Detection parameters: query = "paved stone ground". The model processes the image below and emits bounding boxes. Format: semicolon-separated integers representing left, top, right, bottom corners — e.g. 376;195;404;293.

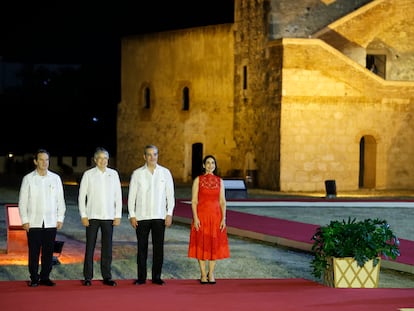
1;184;414;288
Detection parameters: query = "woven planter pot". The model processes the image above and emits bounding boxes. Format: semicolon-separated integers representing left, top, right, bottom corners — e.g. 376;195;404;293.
323;257;381;288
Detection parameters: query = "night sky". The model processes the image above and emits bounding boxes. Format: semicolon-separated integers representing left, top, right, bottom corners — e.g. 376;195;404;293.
0;1;234;156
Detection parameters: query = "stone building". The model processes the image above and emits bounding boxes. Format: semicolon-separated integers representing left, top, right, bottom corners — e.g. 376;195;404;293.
117;0;414;192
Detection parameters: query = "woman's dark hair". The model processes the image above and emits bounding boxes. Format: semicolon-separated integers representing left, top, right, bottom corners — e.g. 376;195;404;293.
202;154;218;175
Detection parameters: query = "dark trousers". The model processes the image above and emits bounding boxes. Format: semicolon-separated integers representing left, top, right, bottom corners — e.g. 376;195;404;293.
136;219;165;281
83;219;114;280
27;227;57;282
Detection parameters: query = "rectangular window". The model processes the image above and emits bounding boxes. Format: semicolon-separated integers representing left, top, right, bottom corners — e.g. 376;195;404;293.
243;66;247;90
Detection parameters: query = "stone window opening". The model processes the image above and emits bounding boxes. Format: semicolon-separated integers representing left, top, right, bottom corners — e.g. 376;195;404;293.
366;54;386;79
243;65;248;90
144;87;151;109
182;86;190;111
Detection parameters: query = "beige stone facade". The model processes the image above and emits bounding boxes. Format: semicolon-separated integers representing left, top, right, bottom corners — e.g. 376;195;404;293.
118;25;236;183
118;0;414;192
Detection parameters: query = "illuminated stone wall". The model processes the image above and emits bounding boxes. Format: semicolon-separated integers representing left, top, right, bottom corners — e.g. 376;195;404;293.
279;39;414;191
118;25;236;183
118;0;414;192
232;0;414;191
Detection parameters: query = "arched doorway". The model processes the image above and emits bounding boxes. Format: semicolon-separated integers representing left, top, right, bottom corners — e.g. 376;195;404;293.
192;143;203;180
359;135;376;189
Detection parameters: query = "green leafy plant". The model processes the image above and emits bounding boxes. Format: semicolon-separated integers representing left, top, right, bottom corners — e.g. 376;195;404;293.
310;217;400;279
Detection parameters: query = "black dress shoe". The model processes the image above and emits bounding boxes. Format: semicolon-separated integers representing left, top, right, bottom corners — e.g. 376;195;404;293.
39;279;56;286
28;281;39;287
83;280;92;286
207;274;216;284
103;279;117;286
199;276;208;284
134;279;146;285
151;279;165;285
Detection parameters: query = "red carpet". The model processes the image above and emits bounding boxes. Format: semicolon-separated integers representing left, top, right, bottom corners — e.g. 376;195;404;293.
0;279;413;311
2;198;413;310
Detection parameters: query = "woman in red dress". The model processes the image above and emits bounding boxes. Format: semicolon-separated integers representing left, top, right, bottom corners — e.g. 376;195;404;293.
188;155;230;284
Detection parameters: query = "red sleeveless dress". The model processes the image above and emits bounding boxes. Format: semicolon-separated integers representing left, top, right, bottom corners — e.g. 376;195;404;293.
188;174;230;260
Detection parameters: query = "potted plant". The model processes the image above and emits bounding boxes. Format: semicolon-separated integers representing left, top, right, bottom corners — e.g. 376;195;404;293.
310;217;400;288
